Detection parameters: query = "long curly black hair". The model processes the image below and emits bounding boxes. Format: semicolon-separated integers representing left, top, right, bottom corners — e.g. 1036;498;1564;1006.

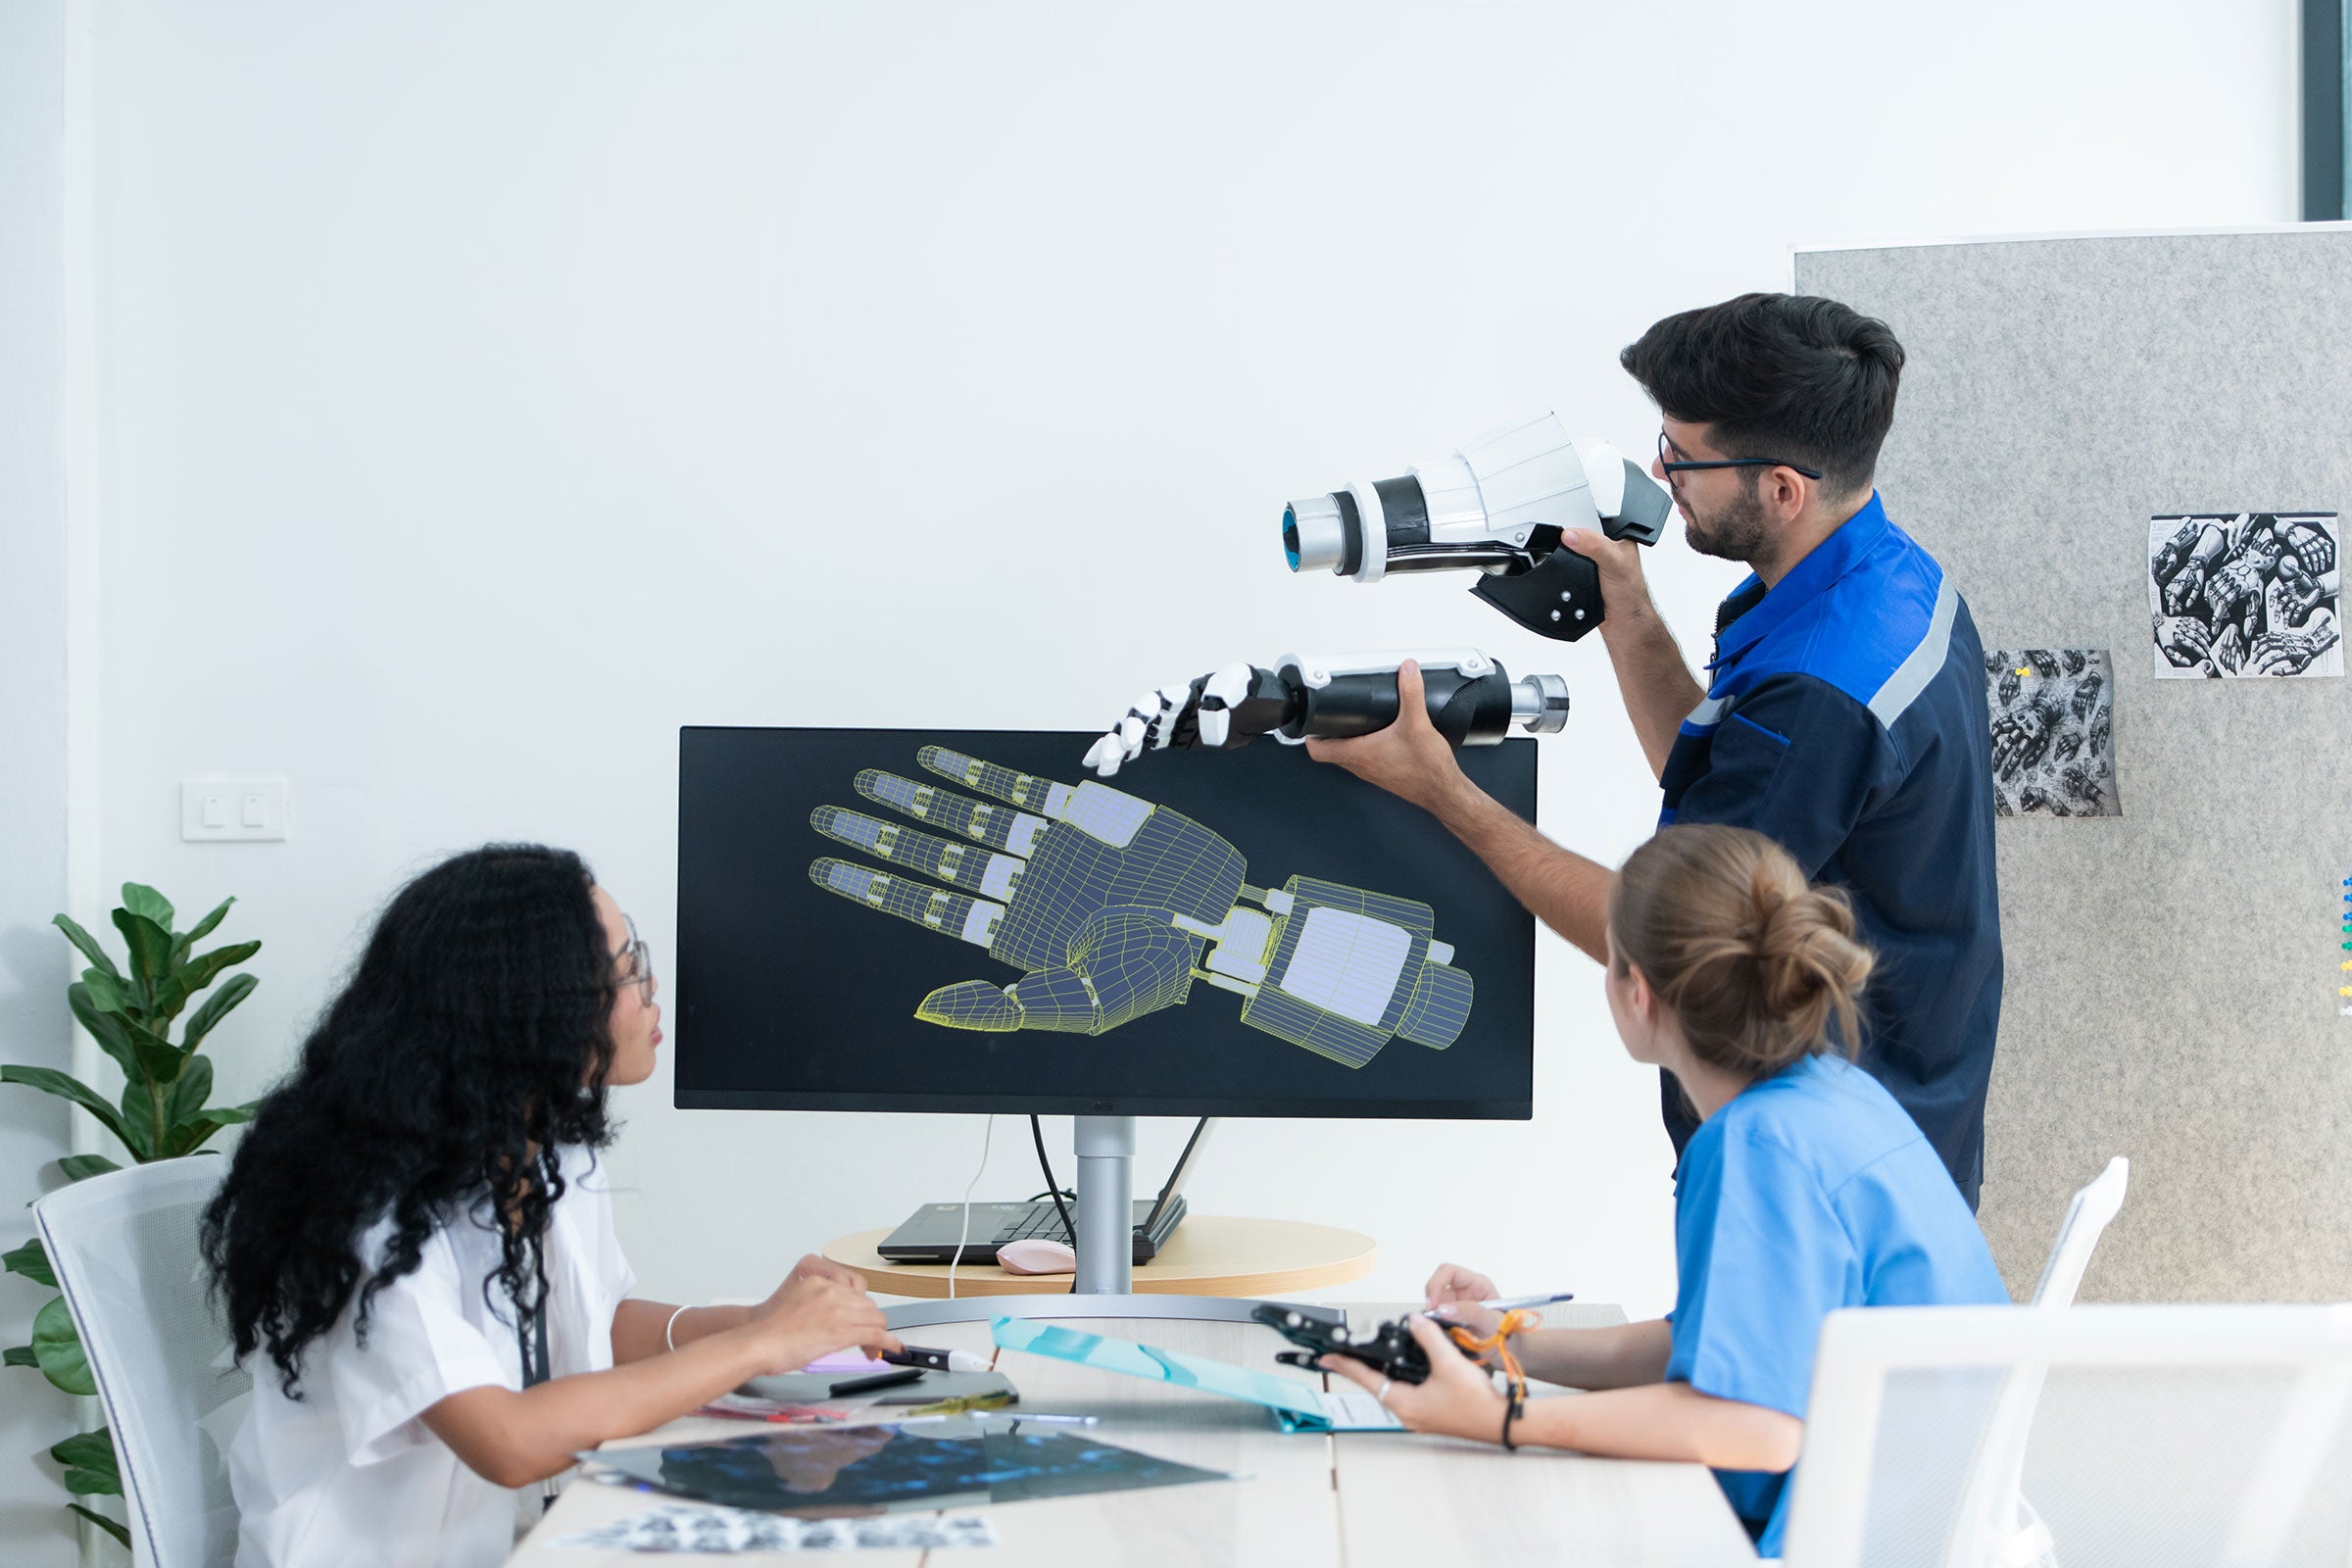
202;843;619;1396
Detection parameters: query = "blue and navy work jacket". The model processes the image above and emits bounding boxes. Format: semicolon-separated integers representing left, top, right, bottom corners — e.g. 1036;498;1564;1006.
1656;493;2002;1206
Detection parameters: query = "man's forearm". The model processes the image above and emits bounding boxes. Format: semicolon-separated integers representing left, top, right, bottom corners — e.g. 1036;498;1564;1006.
1597;598;1706;781
1427;779;1613;964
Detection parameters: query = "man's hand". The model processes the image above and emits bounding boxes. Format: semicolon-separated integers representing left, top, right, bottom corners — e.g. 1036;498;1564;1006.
1304;662;1472;816
745;1256;901;1370
1321;1315;1507;1444
1558;527;1656;630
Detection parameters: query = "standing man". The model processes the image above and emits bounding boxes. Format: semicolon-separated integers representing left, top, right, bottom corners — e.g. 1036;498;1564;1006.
1311;293;2001;1207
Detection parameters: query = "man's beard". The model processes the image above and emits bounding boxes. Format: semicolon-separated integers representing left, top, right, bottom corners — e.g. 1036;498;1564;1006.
1682;481;1771;565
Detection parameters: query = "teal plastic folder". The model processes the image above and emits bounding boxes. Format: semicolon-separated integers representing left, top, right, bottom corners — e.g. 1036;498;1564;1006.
991;1317;1404;1434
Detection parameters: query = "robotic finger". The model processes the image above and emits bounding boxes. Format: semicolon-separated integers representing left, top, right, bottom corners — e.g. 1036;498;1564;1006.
1085;650;1568;777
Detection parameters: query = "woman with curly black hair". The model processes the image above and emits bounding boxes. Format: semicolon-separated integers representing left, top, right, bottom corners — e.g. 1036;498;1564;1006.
206;844;899;1568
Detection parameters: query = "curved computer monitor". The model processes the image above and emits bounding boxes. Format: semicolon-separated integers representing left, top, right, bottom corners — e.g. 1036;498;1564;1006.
676;727;1536;1119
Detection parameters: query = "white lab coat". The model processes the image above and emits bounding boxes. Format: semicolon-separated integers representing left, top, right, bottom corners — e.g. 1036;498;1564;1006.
227;1146;636;1568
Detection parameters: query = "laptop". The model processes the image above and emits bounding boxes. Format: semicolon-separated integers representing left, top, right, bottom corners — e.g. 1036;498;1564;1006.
878;1119;1213;1266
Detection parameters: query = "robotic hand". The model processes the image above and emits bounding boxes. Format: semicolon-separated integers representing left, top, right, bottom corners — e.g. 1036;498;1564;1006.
809;745;1474;1067
1081;649;1568;778
1281;412;1674;641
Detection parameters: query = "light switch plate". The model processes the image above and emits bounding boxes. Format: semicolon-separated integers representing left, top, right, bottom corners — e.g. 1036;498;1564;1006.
181;776;288;842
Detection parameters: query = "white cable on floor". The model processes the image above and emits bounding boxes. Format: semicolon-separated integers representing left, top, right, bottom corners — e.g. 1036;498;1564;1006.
946;1113;995;1301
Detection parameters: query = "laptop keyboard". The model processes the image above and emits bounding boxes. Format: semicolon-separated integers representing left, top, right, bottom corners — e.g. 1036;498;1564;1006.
993;1206;1074;1244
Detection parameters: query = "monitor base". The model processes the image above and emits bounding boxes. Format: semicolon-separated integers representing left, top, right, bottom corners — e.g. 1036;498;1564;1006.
883;1293;1345;1331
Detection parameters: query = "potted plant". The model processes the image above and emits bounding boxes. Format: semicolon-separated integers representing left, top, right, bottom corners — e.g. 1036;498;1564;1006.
2;884;263;1549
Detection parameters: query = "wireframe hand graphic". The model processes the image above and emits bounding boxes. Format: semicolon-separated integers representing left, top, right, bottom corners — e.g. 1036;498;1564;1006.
808;747;1475;1063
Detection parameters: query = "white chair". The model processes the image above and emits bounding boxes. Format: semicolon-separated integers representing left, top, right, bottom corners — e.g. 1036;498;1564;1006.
1780;1302;2352;1568
1934;1156;2130;1568
33;1158;247;1568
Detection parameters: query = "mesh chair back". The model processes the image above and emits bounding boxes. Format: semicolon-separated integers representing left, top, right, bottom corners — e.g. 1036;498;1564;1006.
34;1159;248;1568
1784;1303;2352;1568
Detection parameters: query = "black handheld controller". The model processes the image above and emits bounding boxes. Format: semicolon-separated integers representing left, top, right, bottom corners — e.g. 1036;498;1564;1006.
1251;1303;1474;1385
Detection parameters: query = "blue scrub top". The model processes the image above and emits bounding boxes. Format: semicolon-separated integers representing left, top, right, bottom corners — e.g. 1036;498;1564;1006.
1667;1051;2009;1555
1656;494;2004;1208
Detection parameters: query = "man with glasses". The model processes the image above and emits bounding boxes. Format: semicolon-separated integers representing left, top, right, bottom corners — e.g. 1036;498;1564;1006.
1311;292;2001;1208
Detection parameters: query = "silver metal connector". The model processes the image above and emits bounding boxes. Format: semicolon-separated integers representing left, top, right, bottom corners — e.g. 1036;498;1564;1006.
1510;673;1571;734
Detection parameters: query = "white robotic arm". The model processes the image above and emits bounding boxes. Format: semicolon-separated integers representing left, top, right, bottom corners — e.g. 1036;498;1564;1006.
1083;649;1569;777
1282;411;1672;640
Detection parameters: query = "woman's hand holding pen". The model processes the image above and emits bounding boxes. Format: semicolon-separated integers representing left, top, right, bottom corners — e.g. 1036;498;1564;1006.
744;1254;901;1372
1421;1262;1542;1362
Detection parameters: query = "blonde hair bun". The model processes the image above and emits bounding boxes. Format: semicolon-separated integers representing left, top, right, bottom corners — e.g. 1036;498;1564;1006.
1610;824;1875;1076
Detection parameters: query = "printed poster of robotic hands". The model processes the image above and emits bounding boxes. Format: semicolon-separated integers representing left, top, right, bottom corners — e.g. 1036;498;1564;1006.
2148;512;2341;678
676;728;1538;1119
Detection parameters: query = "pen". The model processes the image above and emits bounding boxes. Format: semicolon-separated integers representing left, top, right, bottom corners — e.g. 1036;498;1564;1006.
1002;1413;1100;1426
881;1345;995;1375
1475;1291;1577;1311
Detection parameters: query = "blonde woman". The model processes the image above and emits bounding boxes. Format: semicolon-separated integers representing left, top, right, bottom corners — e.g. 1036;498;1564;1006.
1322;823;2006;1557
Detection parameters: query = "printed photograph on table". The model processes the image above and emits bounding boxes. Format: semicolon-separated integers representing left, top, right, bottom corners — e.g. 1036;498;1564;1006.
2147;513;2341;678
1983;649;2122;818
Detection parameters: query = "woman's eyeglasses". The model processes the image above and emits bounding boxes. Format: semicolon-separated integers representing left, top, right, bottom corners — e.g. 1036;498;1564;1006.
1657;429;1823;483
615;916;656;1004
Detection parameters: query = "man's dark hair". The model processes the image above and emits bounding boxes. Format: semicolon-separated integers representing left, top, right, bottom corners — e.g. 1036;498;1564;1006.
1619;293;1904;497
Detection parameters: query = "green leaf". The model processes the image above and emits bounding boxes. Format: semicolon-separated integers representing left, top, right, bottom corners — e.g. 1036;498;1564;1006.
170;1103;256;1155
66;984;141;1084
172;896;235;966
120;883;173;931
180;972;257;1054
166;1054;214;1139
77;967;133;1018
3;1345;35;1369
56;1154;121;1184
3;1239;55;1288
51;914;120;982
122;1017;184;1088
119;1077;161;1162
68;1503;130;1548
0;1067;145;1159
54;1430;121;1497
111;908;174;992
31;1297;93;1396
172;940;262;1001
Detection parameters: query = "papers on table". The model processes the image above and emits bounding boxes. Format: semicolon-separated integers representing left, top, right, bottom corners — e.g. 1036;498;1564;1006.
556;1501;997;1552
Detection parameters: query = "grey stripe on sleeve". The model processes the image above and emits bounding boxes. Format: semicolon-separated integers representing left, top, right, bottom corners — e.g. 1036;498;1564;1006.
1867;578;1960;727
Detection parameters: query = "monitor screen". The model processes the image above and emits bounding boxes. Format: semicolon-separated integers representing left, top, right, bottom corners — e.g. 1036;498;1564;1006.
676;727;1536;1118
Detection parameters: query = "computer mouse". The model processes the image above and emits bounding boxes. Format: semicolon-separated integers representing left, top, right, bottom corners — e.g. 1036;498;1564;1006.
995;1239;1077;1275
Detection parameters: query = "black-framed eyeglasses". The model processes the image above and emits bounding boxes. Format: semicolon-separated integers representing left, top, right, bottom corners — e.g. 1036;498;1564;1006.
614;915;656;1004
1658;429;1822;483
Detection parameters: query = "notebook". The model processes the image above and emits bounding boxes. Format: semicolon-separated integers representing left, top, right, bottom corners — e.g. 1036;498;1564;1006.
991;1317;1405;1434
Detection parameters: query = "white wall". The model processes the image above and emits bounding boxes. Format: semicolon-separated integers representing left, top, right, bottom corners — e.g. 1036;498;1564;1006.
71;0;2296;1326
1;4;84;1561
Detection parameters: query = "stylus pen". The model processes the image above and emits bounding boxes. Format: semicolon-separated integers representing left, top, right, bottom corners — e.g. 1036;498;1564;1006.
1471;1292;1577;1312
1004;1413;1099;1426
880;1345;995;1375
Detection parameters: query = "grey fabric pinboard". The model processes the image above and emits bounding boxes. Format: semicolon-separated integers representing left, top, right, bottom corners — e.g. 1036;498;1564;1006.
1795;231;2352;1303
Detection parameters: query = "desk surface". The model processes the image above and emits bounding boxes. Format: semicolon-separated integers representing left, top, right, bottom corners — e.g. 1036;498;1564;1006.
510;1304;1757;1568
822;1214;1378;1298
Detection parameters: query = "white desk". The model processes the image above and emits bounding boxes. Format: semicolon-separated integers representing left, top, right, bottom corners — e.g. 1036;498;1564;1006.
509;1304;1757;1567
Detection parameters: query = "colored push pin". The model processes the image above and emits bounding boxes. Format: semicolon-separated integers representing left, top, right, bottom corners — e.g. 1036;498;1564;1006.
2015;666;2031;677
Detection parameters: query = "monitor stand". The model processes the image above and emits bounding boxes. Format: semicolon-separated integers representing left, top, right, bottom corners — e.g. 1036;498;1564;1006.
882;1115;1344;1331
